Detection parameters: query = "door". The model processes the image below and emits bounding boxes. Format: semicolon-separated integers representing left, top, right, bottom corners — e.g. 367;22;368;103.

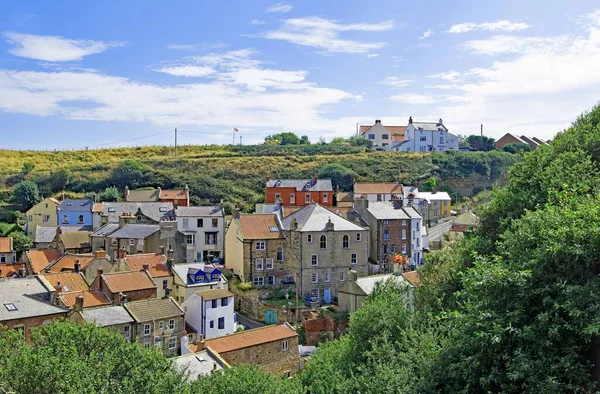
324;288;331;304
264;309;277;324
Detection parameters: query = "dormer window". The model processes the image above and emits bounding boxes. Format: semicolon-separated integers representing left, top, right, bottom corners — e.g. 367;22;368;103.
305;183;311;190
66;202;72;206
159;207;167;212
108;207;116;213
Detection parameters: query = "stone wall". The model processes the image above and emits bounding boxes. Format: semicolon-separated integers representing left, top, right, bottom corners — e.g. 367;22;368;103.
302;308;348;346
3;312;68;343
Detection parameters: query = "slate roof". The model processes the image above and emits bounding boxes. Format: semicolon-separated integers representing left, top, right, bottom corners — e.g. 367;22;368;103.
82;305;134;326
237;214;284;240
281;203;365;232
196;289;233;301
35;227;58;243
172;263;222;287
418;192;451;202
99;202;174;223
355;274;407;294
42;271;89;292
176;206;223;217
102;271;156;293
402;206;422;219
205;323;297;353
411;121;448;131
0;237;13;253
354;183;403;195
60;290;111;309
124;253;171;278
366;202;410;220
59;199;93;212
27;249;61;273
49;254;96;273
60;231;91;250
266;178;333;192
107;224;160;239
124;297;184;322
0;277;68;321
90;223;120;237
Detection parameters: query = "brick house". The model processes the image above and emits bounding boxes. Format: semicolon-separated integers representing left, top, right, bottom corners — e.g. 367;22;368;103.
265;176;333;208
124;296;185;356
205;323;299;376
91;269;157;303
46;250;114;285
281;203;369;303
120;251;173;299
225;213;292;287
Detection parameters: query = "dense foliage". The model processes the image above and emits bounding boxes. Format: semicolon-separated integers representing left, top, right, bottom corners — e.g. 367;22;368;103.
502;142;531;153
467;135;496;151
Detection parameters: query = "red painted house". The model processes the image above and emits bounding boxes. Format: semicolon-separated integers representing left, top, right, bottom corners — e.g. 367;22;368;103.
265;176;333;207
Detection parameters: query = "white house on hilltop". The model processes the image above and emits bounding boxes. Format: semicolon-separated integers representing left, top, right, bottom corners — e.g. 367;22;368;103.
359;120;407;150
393;117;459;152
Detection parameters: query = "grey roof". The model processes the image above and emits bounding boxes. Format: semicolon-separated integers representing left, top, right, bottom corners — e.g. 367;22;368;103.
172;263;222;287
81;305;134;327
418;192;451;202
101;202;174;223
107;224;160;239
124;297;184;322
175;206;223;217
127;189;159;202
35;226;57;243
0;277;68;322
61;225;93;233
401;205;422;219
367;202;410;220
59;199;93;212
90;223;120;237
411;122;448;131
355;274;408;294
173;351;223;380
281;203;366;232
266;178;333;192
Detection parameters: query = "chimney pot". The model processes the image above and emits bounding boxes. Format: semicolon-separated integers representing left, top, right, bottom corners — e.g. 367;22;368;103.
75;295;84;312
74;261;81;273
117;247;127;260
164;287;171;299
265;175;270;183
18;268;25;278
159;245;166;256
55;281;63;293
375;119;381;124
142;264;150;272
409;116;413;124
313;175;318;184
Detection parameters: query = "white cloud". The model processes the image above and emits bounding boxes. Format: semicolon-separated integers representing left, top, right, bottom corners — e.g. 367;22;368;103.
389;94;435;104
251;20;266;25
419;29;434;39
3;32;123;62
266;3;293;14
428;71;461;81
154;66;215;77
260;17;394;54
167;42;227;51
366;53;379;58
461;35;567;56
381;77;413;87
447;20;530;34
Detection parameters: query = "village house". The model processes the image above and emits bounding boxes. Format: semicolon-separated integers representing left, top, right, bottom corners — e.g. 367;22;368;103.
359;119;407;150
353;181;403;202
338;269;413;313
25;197;60;238
25;249;61;274
418;191;452;226
204;323;299;376
0;237;16;264
172;349;226;380
225;213;291;287
124;296;185;356
91;269;157;304
57;199;94;228
41;270;112;310
182;288;235;340
175;206;225;263
71;303;135;342
118;250;173;298
452;211;480;233
0;276;69;342
0;263;27;279
495;133;550;151
125;185;190;207
392;117;459;152
46;250;114;285
92;201;174;230
171;262;228;304
281;203;369;303
265;176;333;208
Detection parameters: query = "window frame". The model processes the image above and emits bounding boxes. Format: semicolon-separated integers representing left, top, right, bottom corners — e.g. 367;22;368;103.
342;234;349;249
169;319;175;330
351;253;357;265
311;273;318;283
255;241;266;250
319;235;327;249
311;254;318;267
143;324;151;336
255;258;264;271
218;317;225;330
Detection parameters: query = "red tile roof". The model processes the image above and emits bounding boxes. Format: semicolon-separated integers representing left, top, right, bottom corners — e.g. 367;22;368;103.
0;263;24;278
60;290;111;309
238;214;283;240
28;249;61;273
49;254;95;272
205;323;297;353
354;182;403;195
0;237;12;253
124;253;171;278
161;189;187;199
102;271;156;293
42;271;89;292
402;271;423;287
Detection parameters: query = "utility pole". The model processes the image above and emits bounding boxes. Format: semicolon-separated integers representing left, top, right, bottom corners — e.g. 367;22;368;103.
240;136;242;145
480;124;483;137
174;128;178;157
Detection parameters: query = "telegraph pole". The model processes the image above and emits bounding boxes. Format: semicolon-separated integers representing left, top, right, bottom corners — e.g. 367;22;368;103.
480;124;483;137
174;128;178;157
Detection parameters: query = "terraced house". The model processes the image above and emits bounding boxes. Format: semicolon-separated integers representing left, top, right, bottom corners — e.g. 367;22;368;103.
265;176;333;208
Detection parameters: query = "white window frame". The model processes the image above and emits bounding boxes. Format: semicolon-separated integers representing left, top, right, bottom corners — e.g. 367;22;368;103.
42;215;50;223
342;234;349;249
310;289;319;301
320;235;327;250
265;258;274;270
305;193;311;203
253;276;264;286
124;325;130;340
351;253;357;265
282;340;289;351
186;234;195;245
276;247;284;262
311;273;318;283
356;233;361;242
324;272;330;282
340;271;345;281
307;234;312;243
143;324;150;336
383;219;389;226
274;193;282;201
402;220;407;227
290;193;295;204
182;218;189;228
129;239;135;246
323;193;328;203
402;229;406;240
256;241;266;250
168;337;177;350
255;258;264;271
159;321;164;329
311;255;318;267
169;319;175;330
401;244;407;254
384;230;390;241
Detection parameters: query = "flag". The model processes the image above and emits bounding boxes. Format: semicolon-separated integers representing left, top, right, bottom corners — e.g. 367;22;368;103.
234;127;239;132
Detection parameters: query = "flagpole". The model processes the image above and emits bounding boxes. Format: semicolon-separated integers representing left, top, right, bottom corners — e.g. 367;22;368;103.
232;128;235;145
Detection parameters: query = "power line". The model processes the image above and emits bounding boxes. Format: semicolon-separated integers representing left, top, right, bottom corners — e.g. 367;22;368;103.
75;130;172;150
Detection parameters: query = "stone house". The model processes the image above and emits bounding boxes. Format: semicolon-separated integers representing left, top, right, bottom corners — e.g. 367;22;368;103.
171;263;228;304
91;269;157;304
92;201;174;230
392;117;459;152
182;289;235;340
204;323;299;377
46;250;114;285
338;270;412;313
25;249;61;274
26;197;60;238
124;297;185;356
418;191;452;225
0;237;16;264
353;181;403;203
125;186;190;207
265;176;333;208
281;203;369;303
175;206;225;263
71;303;135;342
119;251;173;298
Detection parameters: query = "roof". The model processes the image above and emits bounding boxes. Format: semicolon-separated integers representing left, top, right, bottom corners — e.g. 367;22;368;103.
35;227;58;243
205;323;297;353
90;223;120;237
496;133;526;144
237;214;284;240
27;249;61;273
173;351;223;380
42;271;89;292
60;231;91;250
195;289;233;301
411;121;448;131
176;206;223;217
102;271;156;293
0;264;25;279
418;192;451;202
402;271;423;287
107;224;160;239
354;182;403;195
128;189;187;202
59;199;93;212
0;277;68;321
454;211;480;226
266;178;333;192
366;202;409;220
49;254;96;273
98;202;174;223
356;274;407;294
81;305;134;326
124;297;184;322
402;205;422;219
0;237;13;253
359;124;407;141
281;203;366;232
171;263;223;287
60;290;111;309
124;253;171;278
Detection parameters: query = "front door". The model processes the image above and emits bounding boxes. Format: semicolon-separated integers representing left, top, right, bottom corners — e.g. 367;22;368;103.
324;288;331;304
264;309;277;324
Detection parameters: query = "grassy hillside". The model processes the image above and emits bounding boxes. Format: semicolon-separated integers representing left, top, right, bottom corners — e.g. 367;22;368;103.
0;144;519;214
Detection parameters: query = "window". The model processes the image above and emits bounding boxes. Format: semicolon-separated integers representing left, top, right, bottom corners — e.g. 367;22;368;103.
14;325;24;336
253;276;264;286
186;234;195;245
163;279;168;289
401;244;407;254
124;326;130;340
168;337;176;350
144;342;151;349
211;299;217;308
351;253;357;264
311;255;318;267
417;237;420;247
282;340;289;351
212;219;218;228
383;220;389;226
311;273;318;283
402;220;407;227
218;317;225;330
440;136;444;144
182;218;189;228
209;320;214;328
169;319;175;329
384;244;388;254
274;193;282;201
402;229;406;240
320;235;327;249
377;194;382;202
384;230;390;240
307;234;312;243
416;222;420;231
290;193;295;204
62;215;69;224
368;133;375;139
310;289;319;301
197;218;203;227
4;303;17;311
205;232;217;245
159;321;164;329
305;194;311;203
265;258;274;270
222;297;228;306
413;230;416;240
382;133;389;140
159;207;167;212
42;215;50;223
78;215;84;224
255;258;264;270
420;136;427;141
324;272;330;282
138;239;144;246
256;241;266;250
268;275;275;285
342;234;349;249
27;215;32;222
129;239;135;246
323;193;328;203
444;201;448;206
340;271;345;281
276;247;284;261
391;245;396;253
356;233;361;242
144;324;150;336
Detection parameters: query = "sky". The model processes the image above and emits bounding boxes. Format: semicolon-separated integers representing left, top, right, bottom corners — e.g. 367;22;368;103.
1;0;600;149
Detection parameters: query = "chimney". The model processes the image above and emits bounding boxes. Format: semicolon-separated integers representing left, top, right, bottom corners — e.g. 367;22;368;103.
348;270;358;282
163;287;171;299
290;218;298;231
167;248;174;263
232;208;240;220
55;281;63;294
409;116;413;124
196;340;206;352
159;245;165;256
116;292;124;305
313;175;318;185
61;192;65;201
438;118;443;125
265;175;270;183
142;264;150;272
75;295;84;312
18;268;25;278
375;119;381;124
157;187;162;199
57;226;63;235
185;184;189;202
394;262;403;275
124;185;129;201
95;268;103;290
120;294;127;306
353;197;369;211
94;249;107;259
74;261;81;273
325;218;334;232
117;247;127;260
336;184;340;193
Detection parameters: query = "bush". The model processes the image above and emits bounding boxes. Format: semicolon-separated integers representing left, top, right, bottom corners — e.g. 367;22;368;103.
237;282;255;291
11;181;40;211
503;142;531;154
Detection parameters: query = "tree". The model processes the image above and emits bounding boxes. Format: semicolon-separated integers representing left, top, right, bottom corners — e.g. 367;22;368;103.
347;135;373;149
318;163;357;192
48;168;73;192
467;135;496;151
101;186;121;202
110;160;153;189
11;180;40;211
502;142;531;154
264;133;300;145
190;365;294;394
8;231;31;256
421;177;436;191
21;162;35;175
330;137;346;145
457;134;470;148
299;135;310;145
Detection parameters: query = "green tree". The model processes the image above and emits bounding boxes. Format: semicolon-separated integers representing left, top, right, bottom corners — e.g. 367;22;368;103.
11;180;40;211
22;161;35;175
299;135;310;144
347;135;373;149
467;135;496;151
48;168;73;192
110;160;153;189
421;177;436;191
190;365;297;394
318;163;357;192
8;231;31;256
330;137;346;145
503;142;531;154
101;186;121;202
264;133;300;145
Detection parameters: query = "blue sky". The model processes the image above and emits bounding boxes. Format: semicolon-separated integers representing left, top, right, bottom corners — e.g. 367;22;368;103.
1;0;599;149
